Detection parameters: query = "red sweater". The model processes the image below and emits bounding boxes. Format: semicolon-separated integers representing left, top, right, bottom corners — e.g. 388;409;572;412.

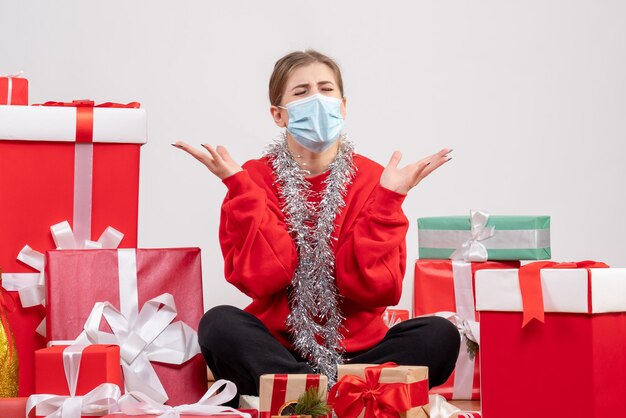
219;154;408;353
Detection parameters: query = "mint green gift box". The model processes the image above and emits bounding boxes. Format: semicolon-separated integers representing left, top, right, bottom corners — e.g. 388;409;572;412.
417;214;551;260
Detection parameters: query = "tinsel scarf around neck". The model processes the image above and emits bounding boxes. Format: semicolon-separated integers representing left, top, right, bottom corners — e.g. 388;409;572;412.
265;134;356;383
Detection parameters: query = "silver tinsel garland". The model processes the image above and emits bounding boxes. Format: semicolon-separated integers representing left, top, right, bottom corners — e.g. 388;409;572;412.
265;134;356;384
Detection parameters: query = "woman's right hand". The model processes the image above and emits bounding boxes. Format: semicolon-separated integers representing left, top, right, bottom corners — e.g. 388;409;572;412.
174;141;243;180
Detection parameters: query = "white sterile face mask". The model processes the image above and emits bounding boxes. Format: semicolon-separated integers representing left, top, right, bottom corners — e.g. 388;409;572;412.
280;93;344;153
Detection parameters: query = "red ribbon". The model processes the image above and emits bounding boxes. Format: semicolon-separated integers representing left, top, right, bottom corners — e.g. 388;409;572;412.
33;100;141;143
328;363;429;418
519;260;610;327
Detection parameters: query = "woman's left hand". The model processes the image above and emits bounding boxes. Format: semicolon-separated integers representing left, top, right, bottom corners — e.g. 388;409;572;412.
380;148;452;195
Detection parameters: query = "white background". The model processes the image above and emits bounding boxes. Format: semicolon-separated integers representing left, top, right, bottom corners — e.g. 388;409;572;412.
2;1;625;312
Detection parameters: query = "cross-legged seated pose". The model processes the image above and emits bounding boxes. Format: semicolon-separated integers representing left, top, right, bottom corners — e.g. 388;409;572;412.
175;50;460;402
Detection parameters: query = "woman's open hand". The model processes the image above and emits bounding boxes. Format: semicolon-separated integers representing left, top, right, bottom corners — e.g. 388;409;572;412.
380;148;452;195
174;141;243;180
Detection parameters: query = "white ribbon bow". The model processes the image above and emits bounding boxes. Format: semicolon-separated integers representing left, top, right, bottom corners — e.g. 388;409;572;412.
426;394;462;418
26;345;121;418
1;221;123;336
118;380;252;418
450;210;495;262
73;293;200;404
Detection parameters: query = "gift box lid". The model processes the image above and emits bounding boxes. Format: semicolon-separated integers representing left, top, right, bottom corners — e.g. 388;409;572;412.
0;104;146;143
475;267;626;314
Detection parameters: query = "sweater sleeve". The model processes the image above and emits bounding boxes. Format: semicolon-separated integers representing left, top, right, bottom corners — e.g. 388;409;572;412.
219;169;298;299
334;184;409;308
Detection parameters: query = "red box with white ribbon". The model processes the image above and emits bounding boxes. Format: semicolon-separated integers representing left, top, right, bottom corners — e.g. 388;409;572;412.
30;344;122;418
0;74;28;105
45;247;207;407
475;262;626;418
0;101;146;397
259;374;328;418
413;259;518;400
382;308;409;328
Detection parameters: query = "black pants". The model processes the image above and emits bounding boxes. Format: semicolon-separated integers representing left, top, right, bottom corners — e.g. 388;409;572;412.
198;305;460;401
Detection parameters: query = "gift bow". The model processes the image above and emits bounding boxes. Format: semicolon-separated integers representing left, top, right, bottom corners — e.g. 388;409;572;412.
117;379;252;418
26;345;121;418
73;293;200;404
450;210;495;262
328;363;429;418
519;260;610;327
1;221;123;336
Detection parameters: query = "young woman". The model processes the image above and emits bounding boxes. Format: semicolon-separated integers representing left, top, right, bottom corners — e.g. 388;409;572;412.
175;50;460;399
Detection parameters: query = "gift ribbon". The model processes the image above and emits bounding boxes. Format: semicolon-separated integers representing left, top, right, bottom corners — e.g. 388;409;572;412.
71;249;201;403
328;363;428;418
26;345;121;418
449;210;495;262
1;71;24;105
1;223;123;336
117;379;252;418
519;260;610;327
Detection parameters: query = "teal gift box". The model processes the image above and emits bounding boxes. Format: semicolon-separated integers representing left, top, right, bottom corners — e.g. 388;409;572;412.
417;212;551;261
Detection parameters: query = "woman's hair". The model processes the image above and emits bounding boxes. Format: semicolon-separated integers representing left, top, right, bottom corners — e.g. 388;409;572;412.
269;49;344;106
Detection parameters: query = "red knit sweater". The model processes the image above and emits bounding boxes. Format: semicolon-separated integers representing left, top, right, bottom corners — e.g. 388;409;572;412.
219;154;408;353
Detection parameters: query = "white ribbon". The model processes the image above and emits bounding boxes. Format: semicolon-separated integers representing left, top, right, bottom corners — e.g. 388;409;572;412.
2;71;24;105
436;261;481;399
72;285;200;403
426;394;461;418
450;210;495;262
0;222;123;336
382;310;403;328
26;345;121;418
117;380;251;418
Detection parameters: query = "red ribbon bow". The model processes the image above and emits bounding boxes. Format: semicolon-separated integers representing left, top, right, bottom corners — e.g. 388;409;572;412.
328;363;429;418
519;260;610;327
34;100;141;143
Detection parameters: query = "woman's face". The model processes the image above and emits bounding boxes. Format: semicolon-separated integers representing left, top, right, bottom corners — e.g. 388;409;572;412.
271;62;347;128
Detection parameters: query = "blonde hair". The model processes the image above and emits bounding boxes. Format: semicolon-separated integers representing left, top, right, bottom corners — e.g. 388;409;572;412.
269;49;344;106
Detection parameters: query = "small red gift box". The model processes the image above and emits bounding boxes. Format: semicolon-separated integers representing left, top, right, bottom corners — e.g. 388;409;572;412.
33;344;122;418
45;247;206;406
475;262;626;418
413;259;518;400
0;75;28;105
259;374;328;418
0;101;145;396
35;345;122;394
382;308;409;328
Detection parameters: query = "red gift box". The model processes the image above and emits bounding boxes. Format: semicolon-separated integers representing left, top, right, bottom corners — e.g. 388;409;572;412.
32;344;122;418
382;308;409;328
0;101;146;397
0;75;28;105
45;247;206;406
475;263;626;418
413;259;518;400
